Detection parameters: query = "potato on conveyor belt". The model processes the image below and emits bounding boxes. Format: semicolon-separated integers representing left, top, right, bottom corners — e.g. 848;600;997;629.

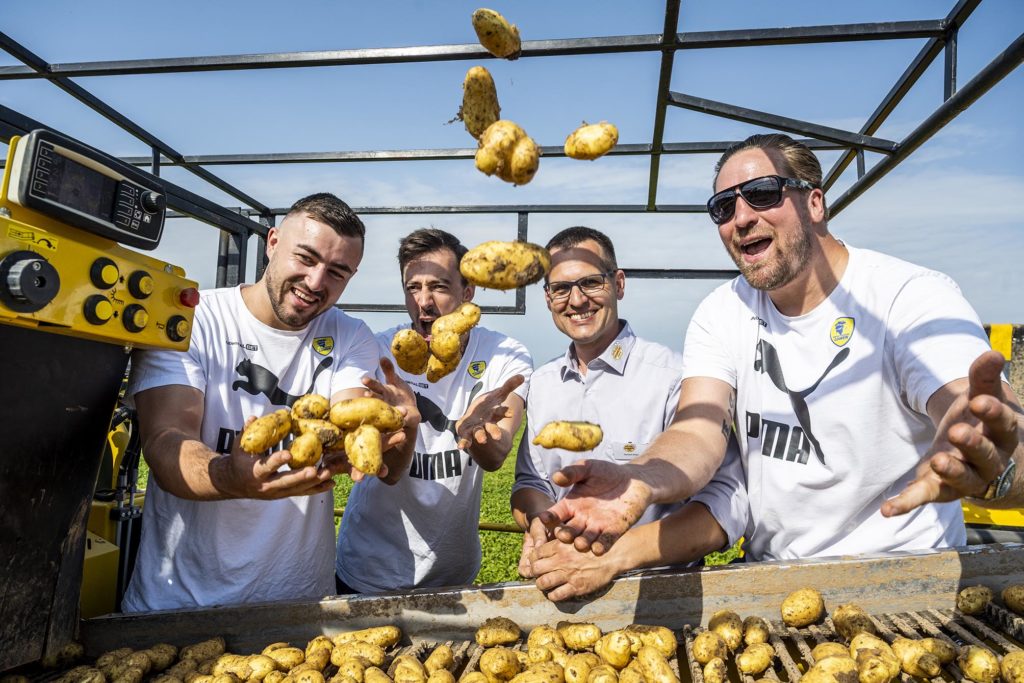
564;122;619;161
471;8;521;60
801;655;857;683
691;631;728;665
742;616;770;646
480;647;522;682
832;603;876;640
460;240;551;291
476;616;522;647
958;645;1001;683
594;631;631;669
622;625;676;658
708;609;743;651
736;642;775;675
474;120;540;186
424;644;454;674
329;397;404;432
1002;650;1024;683
810;642;848;663
533;421;603;452
703;658;727;683
891;637;941;678
460;66;501;140
240;409;292;454
780;587;824;627
392;328;430;375
636;646;679;683
957;585;993;615
557;622;602;651
1003;583;1024;614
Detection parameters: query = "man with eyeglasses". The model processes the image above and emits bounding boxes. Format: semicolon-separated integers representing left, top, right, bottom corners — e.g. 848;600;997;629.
531;134;1022;574
512;226;746;600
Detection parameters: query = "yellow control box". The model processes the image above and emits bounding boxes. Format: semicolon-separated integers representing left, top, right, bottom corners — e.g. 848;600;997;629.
81;531;120;618
87;494;146;545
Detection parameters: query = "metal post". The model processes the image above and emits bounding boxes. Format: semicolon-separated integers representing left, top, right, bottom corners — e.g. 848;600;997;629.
255;215;273;282
515;213;529;314
944;27;958;100
216;228;248;288
150;146;160;177
856;149;865;178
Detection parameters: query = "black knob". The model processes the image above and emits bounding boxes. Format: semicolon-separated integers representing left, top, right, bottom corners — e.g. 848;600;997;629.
83;295;114;325
90;257;120;289
140;191;162;214
123;304;149;333
166;315;190;342
0;251;60;313
127;270;153;299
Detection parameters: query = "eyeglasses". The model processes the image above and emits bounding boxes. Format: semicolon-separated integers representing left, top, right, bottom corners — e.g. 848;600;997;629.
543;271;615;301
706;175;817;225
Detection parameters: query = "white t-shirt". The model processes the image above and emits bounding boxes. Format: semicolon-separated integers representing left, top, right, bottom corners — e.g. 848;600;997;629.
123;286;380;611
682;245;991;561
336;324;532;592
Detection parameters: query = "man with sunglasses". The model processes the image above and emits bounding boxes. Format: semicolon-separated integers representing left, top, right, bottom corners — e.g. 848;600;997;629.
512;226;746;600
534;134;1022;571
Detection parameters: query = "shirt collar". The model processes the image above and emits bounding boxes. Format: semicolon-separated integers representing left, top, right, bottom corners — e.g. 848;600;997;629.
558;321;637;380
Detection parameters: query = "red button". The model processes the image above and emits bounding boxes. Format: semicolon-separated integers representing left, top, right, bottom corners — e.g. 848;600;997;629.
178;288;200;308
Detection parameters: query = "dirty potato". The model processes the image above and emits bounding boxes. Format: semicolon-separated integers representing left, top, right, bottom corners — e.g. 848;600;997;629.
344;424;383;477
480;647;523;683
241;411;291;454
431;302;482;337
146;644;179;672
890;638;941;678
424;645;454;673
564;123;619;161
461;66;501;139
364;669;393;683
558;622;603;651
623;625;676;658
42;642;86;669
392;329;430;375
292;394;330;420
265;648;305;670
584;665;617;683
289;431;324;469
471;8;521;59
703;658;727;683
426;353;461;383
564;654;601;683
460;240;551;290
849;633;897;663
854;650;899;683
477;617;522;647
919;638;956;665
294;418;342;449
329;397;404;432
811;643;849;663
617;662;643;683
1001;650;1024;683
393;655;427;683
181;638;226;663
708;610;743;652
742;617;770;647
294;672;327;683
533;422;603;452
528;626;566;651
736;643;775;676
428;672;456;683
1003;584;1024;614
801;656;857;683
306;635;335;658
833;604;876;641
474;121;541;186
780;587;825;627
331;642;386;668
691;631;728;665
595;631;632;670
957;585;994;615
958;645;1000;683
636;647;679;683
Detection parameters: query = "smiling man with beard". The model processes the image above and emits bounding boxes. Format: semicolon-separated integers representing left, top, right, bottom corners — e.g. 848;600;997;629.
531;134;1023;574
123;193;418;612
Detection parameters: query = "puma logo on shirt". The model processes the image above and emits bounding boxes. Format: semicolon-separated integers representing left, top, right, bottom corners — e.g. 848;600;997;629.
231;356;334;405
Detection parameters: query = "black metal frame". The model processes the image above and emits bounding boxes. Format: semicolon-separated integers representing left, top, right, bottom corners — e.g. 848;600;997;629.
1;0;1021;312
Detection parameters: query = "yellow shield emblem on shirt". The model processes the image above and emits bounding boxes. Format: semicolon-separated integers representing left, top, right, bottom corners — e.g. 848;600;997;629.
830;317;855;347
312;336;335;356
468;360;487;378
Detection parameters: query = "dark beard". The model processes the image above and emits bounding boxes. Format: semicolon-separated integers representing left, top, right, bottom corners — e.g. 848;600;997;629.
734;225;813;291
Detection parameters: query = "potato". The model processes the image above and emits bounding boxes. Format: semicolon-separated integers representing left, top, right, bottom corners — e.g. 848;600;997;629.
392;328;430;375
801;656;857;683
956;585;993;615
294;418;342;448
97;647;134;669
852;650;899;683
331;642;386;668
958;645;1000;683
1003;584;1024;614
292;394;329;420
266;648;305;671
168;660;200;679
708;610;743;651
431;332;462;364
289;431;323;469
111;667;146;683
270;675;292;683
833;604;876;641
691;631;728;665
780;587;825;627
294;672;327;683
462;675;488;683
890;638;941;678
742;616;770;647
564;123;619;161
426;352;461;383
342;424;383;476
56;667;105;683
736;643;775;675
423;644;454;673
306;635;335;657
432;302;481;336
584;665;617;683
42;641;85;669
1001;650;1024;683
329;397;403;431
849;633;894;660
919;638;955;665
513;664;563;683
480;647;523;683
393;655;427;683
564;654;601;683
623;625;676;658
533;422;603;452
595;631;632;670
241;411;292;454
148;644;179;672
617;662;644;683
477;616;522;647
336;659;366;683
529;626;566;651
428;672;456;683
248;656;282;681
460;66;501;139
471;8;521;60
364;669;394;683
636;646;678;683
461;240;551;290
332;625;402;649
475;121;541;186
558;622;603;651
703;658;727;683
813;643;850;663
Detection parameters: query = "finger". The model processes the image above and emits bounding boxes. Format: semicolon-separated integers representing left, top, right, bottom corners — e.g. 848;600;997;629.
968;350;1006;401
538;506;567;528
881;476;941;517
555;522;585;545
474;426;490;445
943;425;999;493
591;531;618;556
546;583;581;602
528;518;550;546
362;377;387;397
484;422;503;442
255;451;292;478
551;461;591;488
457;437;471;450
970;394;1020;453
535;568;567;593
495;374;525;400
350;468;366;483
379;356;397;380
573;524;602;554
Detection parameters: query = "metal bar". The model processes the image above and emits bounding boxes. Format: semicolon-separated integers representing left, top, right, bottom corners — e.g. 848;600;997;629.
0;31;271;215
0;103;261;238
666;92;899;153
821;0;981;191
830;30;1024;217
237;204;710;216
340;303;522;314
216;226;248;288
0;21;947;80
623;268;740;280
255;216;272;282
515;213;529;315
856;150;865;178
646;0;682;210
944;27;959;100
151;145;160;177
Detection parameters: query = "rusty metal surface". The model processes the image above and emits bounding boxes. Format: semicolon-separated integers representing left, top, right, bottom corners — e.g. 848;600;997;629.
79;544;1024;655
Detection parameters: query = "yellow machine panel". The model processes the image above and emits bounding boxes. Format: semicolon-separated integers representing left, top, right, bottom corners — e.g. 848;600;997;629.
81;532;120;619
0;137;198;351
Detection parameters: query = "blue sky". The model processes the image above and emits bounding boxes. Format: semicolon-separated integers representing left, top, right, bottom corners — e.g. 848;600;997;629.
2;1;1022;363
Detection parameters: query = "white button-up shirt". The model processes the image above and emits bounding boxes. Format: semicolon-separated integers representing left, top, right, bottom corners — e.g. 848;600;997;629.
514;321;747;543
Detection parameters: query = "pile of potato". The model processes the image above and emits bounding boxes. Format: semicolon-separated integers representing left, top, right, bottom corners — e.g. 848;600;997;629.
390;302;482;383
239;395;404;477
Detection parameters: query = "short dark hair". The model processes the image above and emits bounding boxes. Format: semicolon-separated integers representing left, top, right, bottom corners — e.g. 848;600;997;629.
714;133;828;216
545;226;618;271
397;228;469;282
286;193;366;242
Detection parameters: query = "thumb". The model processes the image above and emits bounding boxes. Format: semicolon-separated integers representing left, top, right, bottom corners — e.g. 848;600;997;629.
500;374;525;398
551;460;591;488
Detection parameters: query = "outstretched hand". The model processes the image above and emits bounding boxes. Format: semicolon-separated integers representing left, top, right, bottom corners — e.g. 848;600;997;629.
883;350;1021;516
455;374;524;450
542;459;653;555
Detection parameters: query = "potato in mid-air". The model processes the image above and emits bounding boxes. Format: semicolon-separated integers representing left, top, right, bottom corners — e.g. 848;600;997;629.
329;397;404;432
471;8;521;59
460;66;501;139
533;421;603;452
780;587;825;627
392;328;430;375
426;353;461;383
475;120;540;186
345;424;383;476
460;240;551;290
476;616;522;647
564;123;619;161
240;410;292;454
956;585;993;615
430;303;481;361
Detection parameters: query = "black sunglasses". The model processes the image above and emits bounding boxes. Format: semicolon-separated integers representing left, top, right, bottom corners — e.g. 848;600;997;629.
543;271;615;301
706;175;817;225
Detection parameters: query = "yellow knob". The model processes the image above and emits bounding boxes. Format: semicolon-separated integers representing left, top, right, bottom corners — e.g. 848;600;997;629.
101;264;119;286
90;258;120;289
173;317;190;338
128;270;154;298
123;304;149;333
95;299;113;321
84;295;114;324
132;308;148;328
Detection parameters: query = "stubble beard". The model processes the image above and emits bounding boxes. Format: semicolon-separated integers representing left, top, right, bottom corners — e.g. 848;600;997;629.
732;223;814;292
264;269;314;328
